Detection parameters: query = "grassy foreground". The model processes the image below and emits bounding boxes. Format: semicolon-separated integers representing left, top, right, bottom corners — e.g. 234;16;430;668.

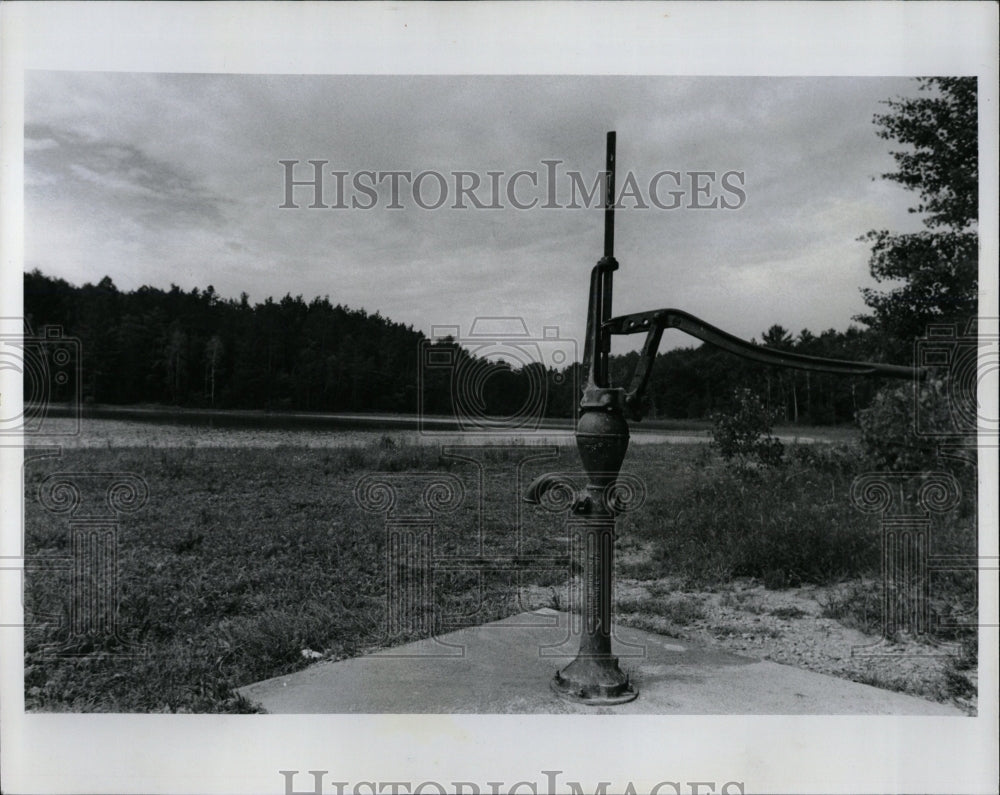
23;438;977;712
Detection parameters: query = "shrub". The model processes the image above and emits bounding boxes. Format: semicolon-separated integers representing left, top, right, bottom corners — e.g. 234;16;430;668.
711;388;784;467
856;377;974;472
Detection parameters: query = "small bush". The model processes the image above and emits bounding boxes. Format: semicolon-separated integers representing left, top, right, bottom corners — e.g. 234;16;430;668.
711;388;784;467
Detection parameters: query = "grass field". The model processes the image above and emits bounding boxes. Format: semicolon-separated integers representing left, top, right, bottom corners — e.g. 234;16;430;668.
22;432;977;712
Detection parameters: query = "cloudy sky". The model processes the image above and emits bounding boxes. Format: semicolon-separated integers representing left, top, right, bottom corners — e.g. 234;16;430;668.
25;73;926;355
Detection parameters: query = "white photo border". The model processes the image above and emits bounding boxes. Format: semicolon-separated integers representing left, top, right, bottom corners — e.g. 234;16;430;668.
1;3;997;794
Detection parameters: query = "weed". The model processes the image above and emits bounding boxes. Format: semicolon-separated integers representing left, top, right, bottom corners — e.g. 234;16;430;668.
787;443;862;476
719;590;766;614
769;605;808;620
818;580;885;636
644;579;680;598
942;667;976;701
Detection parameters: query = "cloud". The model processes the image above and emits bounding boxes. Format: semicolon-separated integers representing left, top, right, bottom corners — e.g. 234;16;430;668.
26;120;228;232
68;163;162;199
23;72;929;350
24;136;58;151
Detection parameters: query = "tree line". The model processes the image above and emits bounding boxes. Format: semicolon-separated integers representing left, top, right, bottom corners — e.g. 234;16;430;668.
24;268;894;424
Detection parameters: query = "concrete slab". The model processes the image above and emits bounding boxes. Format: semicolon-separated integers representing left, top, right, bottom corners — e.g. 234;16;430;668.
237;609;963;715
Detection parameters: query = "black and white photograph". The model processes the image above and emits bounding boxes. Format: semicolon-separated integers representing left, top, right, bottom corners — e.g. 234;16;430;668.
1;4;997;794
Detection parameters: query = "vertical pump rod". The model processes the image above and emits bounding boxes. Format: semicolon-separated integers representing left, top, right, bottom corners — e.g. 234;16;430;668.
603;131;616;259
584;131;620;394
598;131;617;386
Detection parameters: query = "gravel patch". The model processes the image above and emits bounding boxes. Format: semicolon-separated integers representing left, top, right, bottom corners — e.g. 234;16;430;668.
617;577;977;715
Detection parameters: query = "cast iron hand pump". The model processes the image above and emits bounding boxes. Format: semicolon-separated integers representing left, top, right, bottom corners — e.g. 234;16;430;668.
525;132;923;705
